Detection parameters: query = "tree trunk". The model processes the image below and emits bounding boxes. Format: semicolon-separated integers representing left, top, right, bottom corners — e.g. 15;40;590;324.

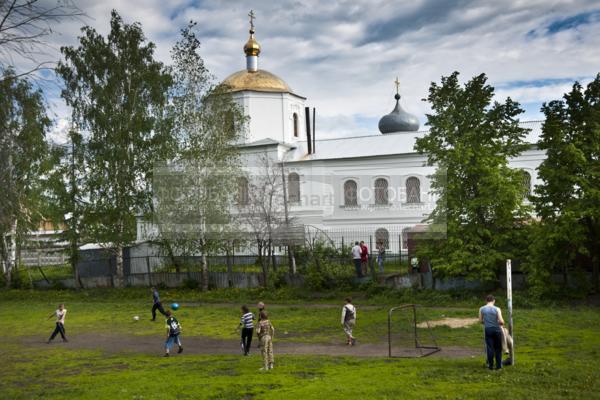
288;246;296;275
201;248;208;292
261;245;269;287
70;236;82;289
592;254;599;293
226;243;233;288
115;244;124;288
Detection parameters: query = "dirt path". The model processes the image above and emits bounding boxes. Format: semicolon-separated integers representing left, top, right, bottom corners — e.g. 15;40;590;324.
23;333;479;358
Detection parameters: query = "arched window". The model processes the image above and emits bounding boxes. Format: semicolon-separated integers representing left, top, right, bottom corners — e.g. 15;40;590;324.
406;177;420;203
343;180;358;206
288;173;300;203
374;178;388;205
402;227;411;250
293;113;299;137
237;177;249;205
375;228;389;249
521;170;532;198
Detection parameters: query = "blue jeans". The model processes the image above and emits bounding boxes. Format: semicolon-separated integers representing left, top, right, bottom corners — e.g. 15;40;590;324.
485;327;503;369
377;255;384;273
353;259;362;277
165;334;181;350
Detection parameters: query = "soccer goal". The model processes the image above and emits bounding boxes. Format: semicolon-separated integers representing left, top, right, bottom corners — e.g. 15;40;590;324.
388;304;441;358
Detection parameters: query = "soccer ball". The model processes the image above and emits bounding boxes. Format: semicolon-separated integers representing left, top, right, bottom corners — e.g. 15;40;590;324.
133;316;140;321
171;303;180;311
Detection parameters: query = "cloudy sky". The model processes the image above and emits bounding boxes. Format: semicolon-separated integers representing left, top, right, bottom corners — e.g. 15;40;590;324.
11;0;600;141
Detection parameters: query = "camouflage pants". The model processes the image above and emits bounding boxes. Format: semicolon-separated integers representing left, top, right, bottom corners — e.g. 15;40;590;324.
260;335;274;366
343;319;355;338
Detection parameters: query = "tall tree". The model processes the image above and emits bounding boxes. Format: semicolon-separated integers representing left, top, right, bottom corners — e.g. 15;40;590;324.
46;127;86;287
56;10;174;287
415;72;530;281
0;0;84;79
0;66;52;285
529;74;600;293
153;21;246;291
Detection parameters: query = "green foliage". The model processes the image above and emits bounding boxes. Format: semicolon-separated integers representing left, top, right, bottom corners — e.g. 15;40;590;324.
528;74;600;295
0;67;54;282
415;72;530;281
56;11;175;285
181;278;200;290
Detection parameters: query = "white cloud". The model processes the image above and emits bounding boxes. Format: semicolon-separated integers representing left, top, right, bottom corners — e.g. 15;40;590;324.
6;0;600;138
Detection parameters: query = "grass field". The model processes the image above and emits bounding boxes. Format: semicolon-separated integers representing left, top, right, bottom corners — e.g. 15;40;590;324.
0;288;598;399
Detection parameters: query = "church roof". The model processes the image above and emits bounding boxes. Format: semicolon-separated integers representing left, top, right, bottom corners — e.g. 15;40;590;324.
222;69;292;94
287;120;543;162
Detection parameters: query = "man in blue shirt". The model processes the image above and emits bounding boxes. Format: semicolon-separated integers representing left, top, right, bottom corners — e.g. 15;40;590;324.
151;287;167;321
479;294;505;370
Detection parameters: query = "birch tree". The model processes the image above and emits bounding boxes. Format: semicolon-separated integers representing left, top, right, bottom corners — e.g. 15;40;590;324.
56;10;174;287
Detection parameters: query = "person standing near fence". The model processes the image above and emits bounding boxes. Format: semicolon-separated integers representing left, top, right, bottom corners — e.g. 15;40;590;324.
341;298;356;346
47;303;68;343
150;286;167;321
377;242;385;273
257;311;275;370
479;294;505;370
359;241;369;276
239;305;255;356
351;242;362;277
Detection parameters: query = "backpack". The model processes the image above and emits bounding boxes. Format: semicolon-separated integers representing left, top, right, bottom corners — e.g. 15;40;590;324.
344;306;355;322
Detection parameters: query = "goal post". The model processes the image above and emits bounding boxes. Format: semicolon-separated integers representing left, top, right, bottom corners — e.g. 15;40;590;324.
388;304;441;358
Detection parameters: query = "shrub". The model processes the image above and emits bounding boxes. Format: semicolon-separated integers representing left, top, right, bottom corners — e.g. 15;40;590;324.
182;278;199;289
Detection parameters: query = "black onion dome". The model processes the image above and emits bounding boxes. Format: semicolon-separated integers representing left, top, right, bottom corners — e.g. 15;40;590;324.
378;93;420;133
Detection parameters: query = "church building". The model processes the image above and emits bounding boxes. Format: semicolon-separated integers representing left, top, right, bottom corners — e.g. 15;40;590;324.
211;13;545;254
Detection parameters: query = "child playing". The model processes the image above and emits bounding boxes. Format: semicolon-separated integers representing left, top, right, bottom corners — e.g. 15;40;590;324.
239;305;255;356
256;311;275;371
341;297;356;346
47;303;68;343
164;310;183;357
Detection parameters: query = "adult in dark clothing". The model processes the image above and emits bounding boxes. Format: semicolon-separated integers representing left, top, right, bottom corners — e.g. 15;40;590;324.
151;287;167;321
479;294;505;370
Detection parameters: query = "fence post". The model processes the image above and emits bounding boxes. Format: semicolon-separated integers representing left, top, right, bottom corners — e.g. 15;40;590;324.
369;235;373;272
146;256;152;287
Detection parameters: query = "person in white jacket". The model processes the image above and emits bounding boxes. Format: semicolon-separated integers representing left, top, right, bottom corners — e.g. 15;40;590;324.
341;298;356;346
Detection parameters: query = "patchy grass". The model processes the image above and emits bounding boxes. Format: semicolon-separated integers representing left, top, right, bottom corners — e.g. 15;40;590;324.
0;290;599;399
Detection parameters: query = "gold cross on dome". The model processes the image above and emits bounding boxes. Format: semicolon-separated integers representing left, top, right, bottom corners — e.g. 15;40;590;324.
248;10;256;29
394;77;400;95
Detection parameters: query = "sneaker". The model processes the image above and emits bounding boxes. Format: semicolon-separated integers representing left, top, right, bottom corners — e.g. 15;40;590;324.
63;339;68;343
178;347;183;354
351;338;356;346
164;353;169;357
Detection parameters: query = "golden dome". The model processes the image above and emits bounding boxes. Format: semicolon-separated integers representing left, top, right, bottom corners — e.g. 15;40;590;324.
222;69;292;93
244;29;261;56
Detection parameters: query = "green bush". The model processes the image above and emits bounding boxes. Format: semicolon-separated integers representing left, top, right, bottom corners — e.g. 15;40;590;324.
303;258;355;291
182;278;199;289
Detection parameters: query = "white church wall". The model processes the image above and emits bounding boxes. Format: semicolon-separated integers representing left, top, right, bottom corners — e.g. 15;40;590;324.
233;91;305;144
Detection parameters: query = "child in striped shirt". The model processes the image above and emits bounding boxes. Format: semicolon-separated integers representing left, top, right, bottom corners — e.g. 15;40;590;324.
239;305;255;356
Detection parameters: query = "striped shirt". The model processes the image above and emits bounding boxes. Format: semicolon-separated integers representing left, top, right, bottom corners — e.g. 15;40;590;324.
240;312;255;328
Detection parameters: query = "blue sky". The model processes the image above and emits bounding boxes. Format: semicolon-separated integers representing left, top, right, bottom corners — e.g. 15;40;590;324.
12;0;600;141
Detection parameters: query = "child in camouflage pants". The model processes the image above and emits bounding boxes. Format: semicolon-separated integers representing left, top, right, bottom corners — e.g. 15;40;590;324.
256;311;275;370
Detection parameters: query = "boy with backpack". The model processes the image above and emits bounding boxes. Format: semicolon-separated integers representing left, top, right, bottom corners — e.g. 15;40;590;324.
164;310;183;357
341;298;356;346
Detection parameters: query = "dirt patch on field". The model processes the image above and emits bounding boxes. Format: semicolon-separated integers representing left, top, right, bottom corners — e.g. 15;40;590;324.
417;317;479;329
22;333;479;359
